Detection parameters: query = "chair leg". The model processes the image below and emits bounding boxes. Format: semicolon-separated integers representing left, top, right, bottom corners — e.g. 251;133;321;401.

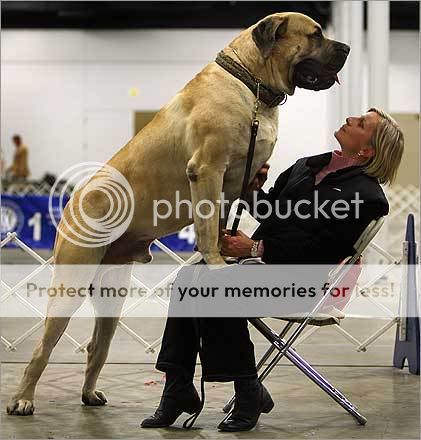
258;347;286;383
222;321;294;413
258;321;296;383
248;318;367;425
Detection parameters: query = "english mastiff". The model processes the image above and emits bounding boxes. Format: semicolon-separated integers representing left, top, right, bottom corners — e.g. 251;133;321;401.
7;12;349;415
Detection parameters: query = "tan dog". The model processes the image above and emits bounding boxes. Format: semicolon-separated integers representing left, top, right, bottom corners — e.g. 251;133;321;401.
7;12;349;415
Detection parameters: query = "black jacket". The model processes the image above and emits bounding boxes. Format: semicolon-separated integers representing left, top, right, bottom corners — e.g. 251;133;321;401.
250;152;389;265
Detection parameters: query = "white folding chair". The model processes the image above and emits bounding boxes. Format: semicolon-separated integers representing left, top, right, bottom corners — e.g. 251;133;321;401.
222;217;385;426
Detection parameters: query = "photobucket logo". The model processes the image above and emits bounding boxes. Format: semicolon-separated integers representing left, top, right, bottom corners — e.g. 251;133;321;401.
152;190;364;225
48;162;134;247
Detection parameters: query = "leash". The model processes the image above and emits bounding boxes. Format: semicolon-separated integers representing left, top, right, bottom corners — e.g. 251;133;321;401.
230;81;261;236
183;58;287;430
214;50;288;236
183;84;262;429
182;377;205;429
182;263;206;429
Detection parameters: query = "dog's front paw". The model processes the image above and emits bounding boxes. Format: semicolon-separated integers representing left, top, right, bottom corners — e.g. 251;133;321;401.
82;390;108;406
205;255;227;266
7;398;34;416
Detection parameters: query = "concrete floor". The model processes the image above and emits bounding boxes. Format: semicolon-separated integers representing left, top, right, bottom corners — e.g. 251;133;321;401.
0;317;402;365
2;249;420;438
1;364;419;439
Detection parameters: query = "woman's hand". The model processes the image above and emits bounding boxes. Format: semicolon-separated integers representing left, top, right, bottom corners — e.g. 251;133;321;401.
245;163;270;201
221;229;254;257
249;163;270;192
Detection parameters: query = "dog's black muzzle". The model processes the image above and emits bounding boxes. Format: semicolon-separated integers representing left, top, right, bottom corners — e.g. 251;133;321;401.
293;42;350;91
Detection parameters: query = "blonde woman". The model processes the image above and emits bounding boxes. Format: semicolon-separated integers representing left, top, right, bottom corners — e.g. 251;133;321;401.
142;108;404;432
222;107;405;263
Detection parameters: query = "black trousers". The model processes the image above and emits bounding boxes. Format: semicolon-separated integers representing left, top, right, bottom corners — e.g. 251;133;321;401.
156;316;257;382
156;263;257;381
155;261;324;382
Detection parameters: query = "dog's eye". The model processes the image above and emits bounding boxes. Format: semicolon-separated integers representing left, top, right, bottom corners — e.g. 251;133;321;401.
312;29;323;40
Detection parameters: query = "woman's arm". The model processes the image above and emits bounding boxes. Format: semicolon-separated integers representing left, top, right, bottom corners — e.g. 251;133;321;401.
246;164;295;217
259;201;388;264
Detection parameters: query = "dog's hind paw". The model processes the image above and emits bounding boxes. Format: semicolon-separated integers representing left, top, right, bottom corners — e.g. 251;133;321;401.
7;398;34;416
82;390;108;406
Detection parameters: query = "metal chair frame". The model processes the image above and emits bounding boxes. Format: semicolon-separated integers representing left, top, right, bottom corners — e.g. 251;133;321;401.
222;217;385;426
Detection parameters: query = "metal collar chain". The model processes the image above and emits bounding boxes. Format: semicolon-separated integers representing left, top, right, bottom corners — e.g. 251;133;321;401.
253;79;261;121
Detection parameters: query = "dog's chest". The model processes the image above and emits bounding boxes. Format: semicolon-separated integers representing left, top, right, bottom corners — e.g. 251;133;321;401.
231;110;278;159
255;113;278;157
223;110;278;194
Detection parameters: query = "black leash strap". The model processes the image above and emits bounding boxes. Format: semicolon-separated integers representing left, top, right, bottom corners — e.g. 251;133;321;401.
215;50;287;236
182;377;205;429
182;78;263;430
230;119;259;236
182;265;206;430
230;80;261;237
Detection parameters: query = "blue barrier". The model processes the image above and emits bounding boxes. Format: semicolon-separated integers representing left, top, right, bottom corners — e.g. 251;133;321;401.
1;195;63;249
1;195;195;252
393;213;420;375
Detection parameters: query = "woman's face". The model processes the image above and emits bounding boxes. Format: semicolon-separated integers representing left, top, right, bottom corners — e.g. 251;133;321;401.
334;111;380;155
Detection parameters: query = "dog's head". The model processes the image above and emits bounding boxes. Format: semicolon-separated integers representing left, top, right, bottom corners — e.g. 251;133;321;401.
251;12;350;94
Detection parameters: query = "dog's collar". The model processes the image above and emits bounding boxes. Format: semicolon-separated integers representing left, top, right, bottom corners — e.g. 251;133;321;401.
215;51;287;108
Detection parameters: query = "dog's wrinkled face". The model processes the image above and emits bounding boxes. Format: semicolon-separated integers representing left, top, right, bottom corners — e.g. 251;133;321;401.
252;12;350;93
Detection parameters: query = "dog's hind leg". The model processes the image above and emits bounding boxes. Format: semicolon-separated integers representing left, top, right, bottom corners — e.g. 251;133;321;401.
81;263;133;406
6;247;104;416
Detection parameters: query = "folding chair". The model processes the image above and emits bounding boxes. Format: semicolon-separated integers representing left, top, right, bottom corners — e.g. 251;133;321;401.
222;217;385;426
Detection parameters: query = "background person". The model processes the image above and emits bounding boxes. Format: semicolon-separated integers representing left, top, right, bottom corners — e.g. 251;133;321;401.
6;134;30;180
141;107;404;432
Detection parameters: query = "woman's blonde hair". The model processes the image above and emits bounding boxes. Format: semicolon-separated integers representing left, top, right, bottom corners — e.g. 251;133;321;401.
364;107;404;185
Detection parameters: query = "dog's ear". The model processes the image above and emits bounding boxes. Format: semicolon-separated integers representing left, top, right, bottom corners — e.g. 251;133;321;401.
252;16;289;59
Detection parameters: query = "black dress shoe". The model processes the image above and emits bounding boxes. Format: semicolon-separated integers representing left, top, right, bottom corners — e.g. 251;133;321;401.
141;373;201;429
218;379;274;432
